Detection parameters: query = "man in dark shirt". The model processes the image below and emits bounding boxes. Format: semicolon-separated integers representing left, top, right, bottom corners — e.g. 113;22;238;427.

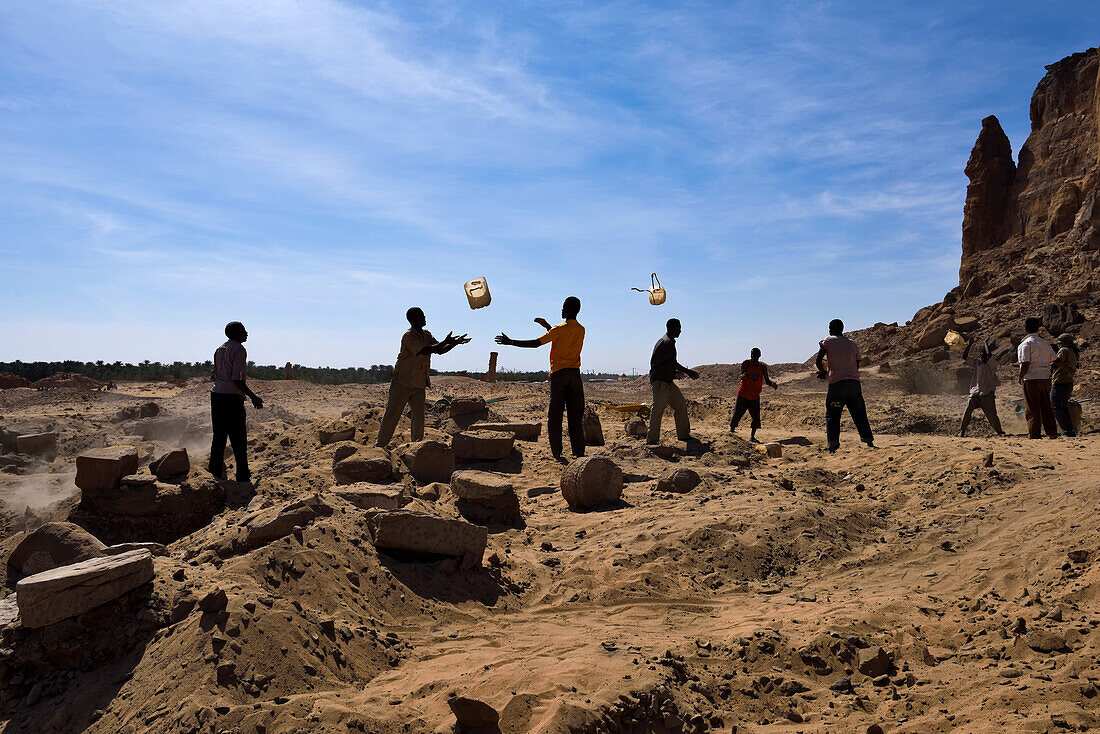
647;318;698;445
209;321;263;482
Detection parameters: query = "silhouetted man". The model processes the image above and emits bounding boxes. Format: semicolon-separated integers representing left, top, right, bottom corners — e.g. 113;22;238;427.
209;321;262;482
496;297;585;461
1017;317;1058;439
730;347;777;442
647;318;698;445
815;318;874;452
376;307;470;447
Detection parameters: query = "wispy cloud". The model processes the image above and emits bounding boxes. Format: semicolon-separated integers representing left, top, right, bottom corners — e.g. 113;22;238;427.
1;0;1097;368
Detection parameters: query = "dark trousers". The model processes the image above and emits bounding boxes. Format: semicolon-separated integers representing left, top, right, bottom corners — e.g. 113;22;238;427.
549;368;585;458
1023;379;1058;438
730;396;761;430
960;393;1003;435
1050;382;1075;436
209;392;250;481
825;379;873;449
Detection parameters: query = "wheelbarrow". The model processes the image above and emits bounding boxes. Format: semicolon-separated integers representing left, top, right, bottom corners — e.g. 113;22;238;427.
597;402;651;419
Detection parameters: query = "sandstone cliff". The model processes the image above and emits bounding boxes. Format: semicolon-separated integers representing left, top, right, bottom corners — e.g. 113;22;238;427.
853;47;1100;387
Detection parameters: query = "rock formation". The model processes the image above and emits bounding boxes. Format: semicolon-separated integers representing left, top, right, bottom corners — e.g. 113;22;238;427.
854;47;1100;372
960;115;1016;273
961;47;1099;289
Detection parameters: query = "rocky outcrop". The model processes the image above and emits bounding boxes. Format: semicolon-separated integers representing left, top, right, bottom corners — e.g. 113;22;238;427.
960;115;1016;270
964;48;1099;284
855;48;1100;371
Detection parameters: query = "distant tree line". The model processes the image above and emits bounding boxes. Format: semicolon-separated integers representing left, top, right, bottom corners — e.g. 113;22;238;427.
0;360;394;385
0;360;629;386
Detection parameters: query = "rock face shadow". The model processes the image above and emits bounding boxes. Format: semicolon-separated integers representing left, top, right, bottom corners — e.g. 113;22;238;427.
455;448;525;475
375;552;505;606
0;583;159;734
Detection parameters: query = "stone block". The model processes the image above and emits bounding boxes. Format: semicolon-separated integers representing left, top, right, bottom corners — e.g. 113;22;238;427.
394;440;454;484
319;427;355;445
655;468;702;494
76;447;139;491
453;430;514;461
450;470;521;525
469;422;541;440
449;398;487;417
758;443;783;458
16;549;154;628
560;456;623;511
241;495;333;550
120;474;157;488
366;510;487;561
335;484;407;511
583;406;605;445
15;432;57;459
333;448;392;485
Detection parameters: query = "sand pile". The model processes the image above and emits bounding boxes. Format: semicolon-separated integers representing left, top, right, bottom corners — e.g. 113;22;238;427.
0;374;31;390
32;372;103;391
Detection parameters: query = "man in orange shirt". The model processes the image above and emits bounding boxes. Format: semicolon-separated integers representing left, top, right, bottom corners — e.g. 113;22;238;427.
496;297;585;461
729;347;777;443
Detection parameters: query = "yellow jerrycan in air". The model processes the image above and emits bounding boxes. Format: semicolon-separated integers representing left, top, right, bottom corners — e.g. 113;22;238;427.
464;277;491;309
631;273;666;305
944;330;965;350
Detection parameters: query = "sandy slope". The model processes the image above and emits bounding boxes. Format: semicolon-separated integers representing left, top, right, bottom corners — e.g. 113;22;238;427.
0;371;1097;733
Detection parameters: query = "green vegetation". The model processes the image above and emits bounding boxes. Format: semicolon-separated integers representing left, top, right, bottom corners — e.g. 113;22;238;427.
0;360;395;385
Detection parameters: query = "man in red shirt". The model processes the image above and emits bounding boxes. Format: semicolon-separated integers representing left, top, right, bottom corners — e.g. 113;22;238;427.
730;347;777;442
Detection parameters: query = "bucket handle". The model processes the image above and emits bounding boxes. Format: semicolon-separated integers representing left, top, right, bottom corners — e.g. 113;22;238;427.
631;273;662;294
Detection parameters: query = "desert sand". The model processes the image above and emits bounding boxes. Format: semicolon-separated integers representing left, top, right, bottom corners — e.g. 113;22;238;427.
1;365;1097;734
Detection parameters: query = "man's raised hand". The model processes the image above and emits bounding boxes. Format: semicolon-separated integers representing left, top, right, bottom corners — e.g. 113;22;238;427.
534;317;551;331
495;333;511;346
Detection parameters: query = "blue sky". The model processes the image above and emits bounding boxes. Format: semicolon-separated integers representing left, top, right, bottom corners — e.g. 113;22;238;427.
1;1;1097;373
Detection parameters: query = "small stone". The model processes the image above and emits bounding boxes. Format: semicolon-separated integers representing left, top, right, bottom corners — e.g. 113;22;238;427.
759;443;782;458
857;646;892;677
830;675;853;693
655;468;702;494
1026;630;1067;654
1068;549;1089;563
150;448;190;479
199;589;228;613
